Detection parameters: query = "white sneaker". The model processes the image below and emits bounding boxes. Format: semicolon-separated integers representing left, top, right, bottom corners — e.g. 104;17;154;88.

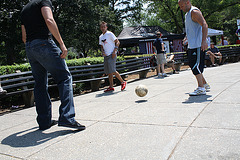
162;73;168;77
189;87;206;96
204;83;210;91
158;73;162;78
0;87;7;94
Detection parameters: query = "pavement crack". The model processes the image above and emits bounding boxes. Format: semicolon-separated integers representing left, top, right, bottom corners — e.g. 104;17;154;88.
0;153;23;160
167;78;240;160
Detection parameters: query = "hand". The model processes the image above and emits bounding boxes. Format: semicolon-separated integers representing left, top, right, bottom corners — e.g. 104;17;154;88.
201;40;208;51
102;52;107;57
183;39;188;46
112;53;116;58
59;43;68;59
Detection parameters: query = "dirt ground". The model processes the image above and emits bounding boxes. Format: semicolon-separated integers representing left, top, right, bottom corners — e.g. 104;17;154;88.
125;65;190;81
0;65;190;115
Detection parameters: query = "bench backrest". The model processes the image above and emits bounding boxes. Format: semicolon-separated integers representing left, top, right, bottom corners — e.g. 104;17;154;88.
0;57;151;96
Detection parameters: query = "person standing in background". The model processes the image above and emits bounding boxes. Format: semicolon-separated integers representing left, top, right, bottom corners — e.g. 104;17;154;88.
153;32;167;78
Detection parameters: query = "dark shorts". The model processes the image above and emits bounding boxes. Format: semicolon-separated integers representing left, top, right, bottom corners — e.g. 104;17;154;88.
104;55;117;74
187;47;205;75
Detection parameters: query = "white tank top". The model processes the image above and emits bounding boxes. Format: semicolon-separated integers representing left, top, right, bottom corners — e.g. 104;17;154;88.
185;6;202;49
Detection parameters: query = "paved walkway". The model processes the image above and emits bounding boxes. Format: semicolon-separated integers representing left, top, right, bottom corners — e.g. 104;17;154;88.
1;62;240;160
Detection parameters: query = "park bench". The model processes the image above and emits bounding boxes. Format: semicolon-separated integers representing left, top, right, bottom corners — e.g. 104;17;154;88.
0;57;152;107
219;47;240;64
205;46;240;66
172;52;188;70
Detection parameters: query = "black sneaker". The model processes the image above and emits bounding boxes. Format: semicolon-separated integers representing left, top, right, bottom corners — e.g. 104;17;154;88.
173;70;179;74
58;121;86;130
39;120;58;131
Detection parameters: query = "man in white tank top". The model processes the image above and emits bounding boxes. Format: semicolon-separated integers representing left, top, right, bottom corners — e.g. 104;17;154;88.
178;0;210;96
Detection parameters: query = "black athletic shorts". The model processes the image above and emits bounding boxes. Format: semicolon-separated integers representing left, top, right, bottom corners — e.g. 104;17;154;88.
187;47;205;75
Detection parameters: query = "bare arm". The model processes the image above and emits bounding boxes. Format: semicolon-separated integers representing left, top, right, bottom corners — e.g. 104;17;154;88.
113;39;120;54
112;39;120;58
161;43;164;52
41;6;67;59
169;54;174;61
183;36;188;45
100;45;106;57
153;46;156;53
191;9;208;51
21;25;26;44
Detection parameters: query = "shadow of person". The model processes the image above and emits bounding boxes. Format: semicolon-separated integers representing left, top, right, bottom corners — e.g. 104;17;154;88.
95;91;121;98
1;127;80;148
182;94;212;104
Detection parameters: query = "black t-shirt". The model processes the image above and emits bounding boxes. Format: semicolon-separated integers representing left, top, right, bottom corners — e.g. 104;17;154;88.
207;46;219;53
153;38;164;54
20;0;53;42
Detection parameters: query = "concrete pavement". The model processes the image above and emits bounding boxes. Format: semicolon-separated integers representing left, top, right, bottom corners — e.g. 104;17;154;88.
1;62;240;160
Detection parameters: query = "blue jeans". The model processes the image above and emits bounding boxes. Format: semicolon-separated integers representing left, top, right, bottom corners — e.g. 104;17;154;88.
26;39;76;128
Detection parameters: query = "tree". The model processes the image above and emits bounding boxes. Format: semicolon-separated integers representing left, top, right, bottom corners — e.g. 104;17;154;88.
52;0;143;57
0;0;144;64
131;0;240;44
0;0;28;65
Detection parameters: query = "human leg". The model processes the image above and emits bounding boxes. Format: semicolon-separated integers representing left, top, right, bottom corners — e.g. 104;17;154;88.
113;71;127;91
207;51;215;65
113;71;124;83
108;73;114;88
215;53;222;63
26;40;52;129
210;54;215;65
171;62;179;74
157;64;161;74
29;39;77;125
156;54;161;76
195;74;204;88
159;54;167;76
160;64;165;73
188;48;207;95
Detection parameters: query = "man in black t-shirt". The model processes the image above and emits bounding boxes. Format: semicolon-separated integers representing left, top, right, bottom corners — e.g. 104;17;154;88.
21;0;85;131
153;32;167;78
206;43;222;66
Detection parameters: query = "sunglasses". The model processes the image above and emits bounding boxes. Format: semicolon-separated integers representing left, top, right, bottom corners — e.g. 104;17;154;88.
102;39;106;42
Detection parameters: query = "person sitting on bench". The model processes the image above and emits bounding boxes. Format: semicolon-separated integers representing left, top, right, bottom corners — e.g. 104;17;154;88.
166;53;179;74
0;81;7;95
206;42;222;66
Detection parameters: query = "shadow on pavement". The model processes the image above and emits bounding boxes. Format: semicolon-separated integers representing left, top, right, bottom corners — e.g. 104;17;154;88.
135;100;148;103
1;127;79;148
95;91;121;98
182;94;212;104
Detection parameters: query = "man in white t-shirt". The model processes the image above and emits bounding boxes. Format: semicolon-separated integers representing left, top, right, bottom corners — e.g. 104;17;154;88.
99;21;126;92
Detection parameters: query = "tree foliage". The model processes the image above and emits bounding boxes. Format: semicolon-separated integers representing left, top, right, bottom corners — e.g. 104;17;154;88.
129;0;240;44
0;0;143;65
0;0;29;65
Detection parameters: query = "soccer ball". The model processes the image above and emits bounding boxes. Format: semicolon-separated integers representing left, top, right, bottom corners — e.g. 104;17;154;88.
135;84;148;97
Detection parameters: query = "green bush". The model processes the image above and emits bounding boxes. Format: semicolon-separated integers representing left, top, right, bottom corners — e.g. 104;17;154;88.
0;56;125;75
0;63;31;75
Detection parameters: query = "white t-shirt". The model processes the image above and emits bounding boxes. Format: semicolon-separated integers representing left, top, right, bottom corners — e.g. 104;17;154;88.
99;31;117;56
